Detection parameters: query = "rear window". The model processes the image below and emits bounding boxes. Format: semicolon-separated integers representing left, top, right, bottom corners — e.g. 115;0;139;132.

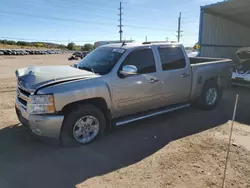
158;47;186;71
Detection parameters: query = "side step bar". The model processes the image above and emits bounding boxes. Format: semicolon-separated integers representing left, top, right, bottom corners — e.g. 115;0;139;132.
115;104;190;126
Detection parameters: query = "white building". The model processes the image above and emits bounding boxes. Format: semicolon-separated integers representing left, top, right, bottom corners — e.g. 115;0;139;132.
198;0;250;62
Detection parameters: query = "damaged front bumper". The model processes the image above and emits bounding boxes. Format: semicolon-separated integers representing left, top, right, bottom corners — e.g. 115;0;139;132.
231;72;250;87
15;97;64;140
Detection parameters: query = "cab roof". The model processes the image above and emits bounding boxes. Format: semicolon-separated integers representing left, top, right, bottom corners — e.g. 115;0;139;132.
101;42;183;50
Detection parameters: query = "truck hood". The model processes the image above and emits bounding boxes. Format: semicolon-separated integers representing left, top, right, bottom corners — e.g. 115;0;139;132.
236;47;250;63
15;65;98;92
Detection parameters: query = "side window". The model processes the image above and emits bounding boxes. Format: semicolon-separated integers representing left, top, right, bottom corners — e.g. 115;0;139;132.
158;47;186;71
121;49;156;74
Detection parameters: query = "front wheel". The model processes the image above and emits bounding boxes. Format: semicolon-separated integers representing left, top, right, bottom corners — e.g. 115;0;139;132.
196;81;220;110
60;104;106;146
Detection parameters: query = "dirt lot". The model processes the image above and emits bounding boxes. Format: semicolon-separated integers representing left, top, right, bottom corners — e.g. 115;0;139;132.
0;55;249;188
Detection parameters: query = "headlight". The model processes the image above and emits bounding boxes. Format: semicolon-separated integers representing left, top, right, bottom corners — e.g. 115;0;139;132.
27;95;55;114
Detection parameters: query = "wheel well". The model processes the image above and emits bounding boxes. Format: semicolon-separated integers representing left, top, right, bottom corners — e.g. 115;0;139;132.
61;98;111;127
204;77;220;88
203;77;222;96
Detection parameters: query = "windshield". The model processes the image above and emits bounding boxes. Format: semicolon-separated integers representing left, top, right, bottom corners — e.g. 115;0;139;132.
76;47;125;75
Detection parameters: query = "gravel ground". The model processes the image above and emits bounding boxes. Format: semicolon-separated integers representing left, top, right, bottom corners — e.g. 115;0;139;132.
0;54;249;188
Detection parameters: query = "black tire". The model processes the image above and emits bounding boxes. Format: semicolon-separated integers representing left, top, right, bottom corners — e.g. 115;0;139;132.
60;104;106;147
195;81;220;110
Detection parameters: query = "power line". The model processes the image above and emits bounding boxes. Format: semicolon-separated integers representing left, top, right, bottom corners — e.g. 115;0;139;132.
3;0;195;20
125;24;175;32
0;11;198;38
39;0;115;12
0;12;116;26
1;3;192;24
0;1;199;43
0;12;176;32
1;1;200;29
3;5;116;19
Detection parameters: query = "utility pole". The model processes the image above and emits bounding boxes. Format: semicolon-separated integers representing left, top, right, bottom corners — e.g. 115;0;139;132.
145;36;148;42
177;12;183;43
118;2;123;42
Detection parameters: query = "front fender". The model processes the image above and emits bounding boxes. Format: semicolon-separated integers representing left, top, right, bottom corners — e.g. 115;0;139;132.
37;78;112;112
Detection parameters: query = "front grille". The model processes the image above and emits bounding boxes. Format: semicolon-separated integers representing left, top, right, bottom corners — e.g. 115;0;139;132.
17;85;30;109
18;87;30;97
18;96;27;106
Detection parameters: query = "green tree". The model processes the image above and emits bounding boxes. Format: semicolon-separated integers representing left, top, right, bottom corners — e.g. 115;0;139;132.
58;44;67;49
67;42;75;50
81;43;94;51
7;40;16;45
1;40;8;44
17;41;29;46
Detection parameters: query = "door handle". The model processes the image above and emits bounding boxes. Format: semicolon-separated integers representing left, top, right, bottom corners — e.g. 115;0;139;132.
148;78;159;83
181;73;190;78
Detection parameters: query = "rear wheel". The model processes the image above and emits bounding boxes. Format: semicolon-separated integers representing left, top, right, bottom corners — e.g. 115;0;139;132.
60;104;106;146
196;81;220;110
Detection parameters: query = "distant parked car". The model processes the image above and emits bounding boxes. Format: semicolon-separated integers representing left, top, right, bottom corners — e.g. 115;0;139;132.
73;52;82;58
68;55;79;60
20;51;26;55
0;51;4;55
81;51;89;58
3;50;10;55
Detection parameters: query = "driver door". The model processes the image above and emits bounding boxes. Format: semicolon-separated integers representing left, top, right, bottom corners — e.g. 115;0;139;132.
111;47;162;118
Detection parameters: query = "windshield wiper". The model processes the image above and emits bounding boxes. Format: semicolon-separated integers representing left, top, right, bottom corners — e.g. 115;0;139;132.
78;66;95;74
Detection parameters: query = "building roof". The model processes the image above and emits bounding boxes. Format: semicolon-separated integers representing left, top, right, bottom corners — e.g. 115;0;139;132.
202;0;250;27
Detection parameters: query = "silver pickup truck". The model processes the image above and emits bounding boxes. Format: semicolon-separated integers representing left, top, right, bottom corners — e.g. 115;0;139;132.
15;43;232;145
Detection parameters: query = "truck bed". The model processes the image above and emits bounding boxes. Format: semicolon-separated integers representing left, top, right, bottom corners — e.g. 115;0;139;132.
189;57;232;100
189;57;225;65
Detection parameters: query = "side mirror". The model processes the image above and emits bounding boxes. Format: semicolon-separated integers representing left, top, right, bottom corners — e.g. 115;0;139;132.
120;65;138;76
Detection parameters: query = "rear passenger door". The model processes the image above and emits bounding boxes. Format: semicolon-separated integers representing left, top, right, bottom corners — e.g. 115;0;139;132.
157;46;192;105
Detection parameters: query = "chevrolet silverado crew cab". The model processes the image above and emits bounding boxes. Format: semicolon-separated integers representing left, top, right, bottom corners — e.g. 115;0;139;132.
15;42;232;145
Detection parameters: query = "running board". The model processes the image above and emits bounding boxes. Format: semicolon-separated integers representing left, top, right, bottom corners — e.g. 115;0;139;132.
115;103;190;126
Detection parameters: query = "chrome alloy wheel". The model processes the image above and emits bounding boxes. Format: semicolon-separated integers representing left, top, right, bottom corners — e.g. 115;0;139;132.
205;88;218;106
73;115;100;144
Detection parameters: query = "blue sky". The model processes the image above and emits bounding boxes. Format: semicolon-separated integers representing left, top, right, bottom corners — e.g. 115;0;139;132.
0;0;220;46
